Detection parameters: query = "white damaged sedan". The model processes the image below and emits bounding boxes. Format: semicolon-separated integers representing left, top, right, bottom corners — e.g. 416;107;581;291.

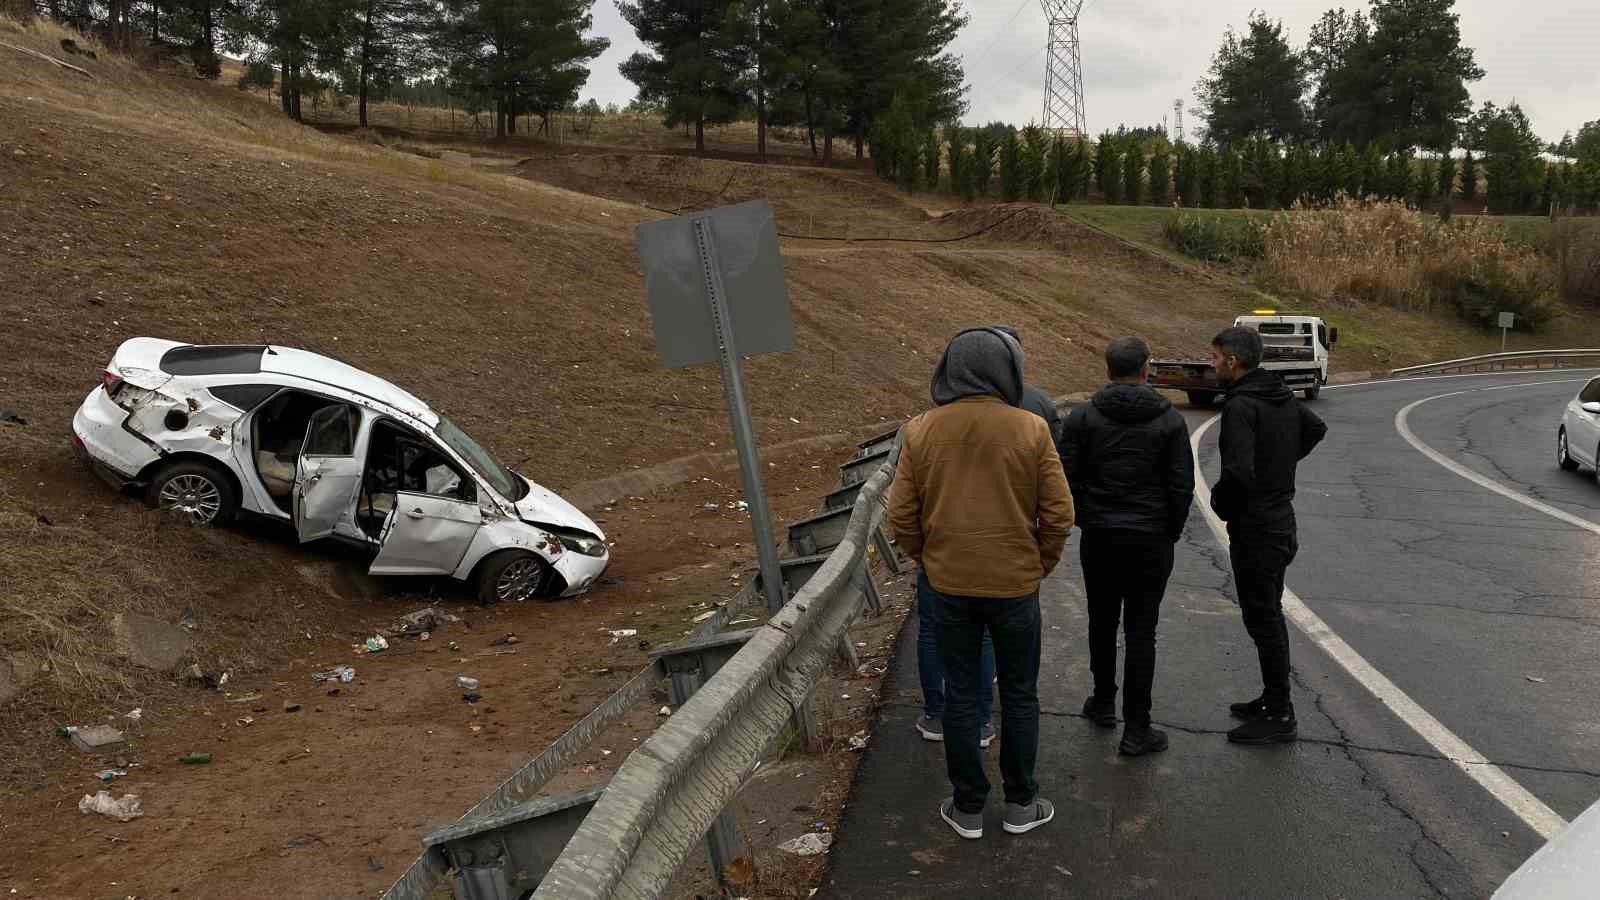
71;338;609;603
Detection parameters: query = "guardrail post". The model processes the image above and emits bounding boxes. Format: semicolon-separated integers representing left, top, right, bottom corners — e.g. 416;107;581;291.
650;630;760;887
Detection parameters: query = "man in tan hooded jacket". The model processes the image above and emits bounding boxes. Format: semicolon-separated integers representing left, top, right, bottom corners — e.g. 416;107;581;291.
889;326;1074;840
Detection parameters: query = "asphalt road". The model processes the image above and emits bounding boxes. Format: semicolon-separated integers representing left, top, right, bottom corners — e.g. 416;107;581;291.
821;371;1600;899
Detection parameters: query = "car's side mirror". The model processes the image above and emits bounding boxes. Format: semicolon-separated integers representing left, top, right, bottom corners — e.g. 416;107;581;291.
1327;327;1339;346
1582;401;1600;415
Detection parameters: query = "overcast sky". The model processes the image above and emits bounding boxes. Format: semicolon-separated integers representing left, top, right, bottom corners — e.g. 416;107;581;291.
579;0;1597;144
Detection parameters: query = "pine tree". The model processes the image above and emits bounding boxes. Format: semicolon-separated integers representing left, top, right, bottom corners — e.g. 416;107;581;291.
1358;144;1384;199
1043;134;1066;203
1147;140;1171;206
1538;164;1556;214
924;128;942;192
1198;146;1219;207
1181;145;1201;206
973;128;996;196
999;129;1024;202
1021;124;1048;201
1123;141;1144;204
1220;144;1245;207
948;129;974;201
1093;131;1115;199
1067;138;1091;201
1385;151;1413;202
618;0;748;152
1338;142;1362;198
1416;158;1437;205
1459;148;1477;201
1437;152;1457;202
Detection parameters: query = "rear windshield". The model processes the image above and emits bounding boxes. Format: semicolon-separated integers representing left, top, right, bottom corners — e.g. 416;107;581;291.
160;345;266;376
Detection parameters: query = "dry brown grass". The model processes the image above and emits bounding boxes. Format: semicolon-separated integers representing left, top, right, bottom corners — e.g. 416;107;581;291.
1260;198;1560;327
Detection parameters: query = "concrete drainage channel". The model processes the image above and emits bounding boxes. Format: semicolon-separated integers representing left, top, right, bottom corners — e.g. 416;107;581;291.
381;426;906;900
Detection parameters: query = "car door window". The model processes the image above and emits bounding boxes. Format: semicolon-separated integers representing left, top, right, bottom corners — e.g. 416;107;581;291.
210;384;279;411
304;405;357;457
1582;379;1600;405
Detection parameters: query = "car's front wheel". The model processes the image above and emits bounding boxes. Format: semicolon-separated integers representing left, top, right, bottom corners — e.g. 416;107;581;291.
1557;428;1580;471
147;460;239;526
475;551;553;605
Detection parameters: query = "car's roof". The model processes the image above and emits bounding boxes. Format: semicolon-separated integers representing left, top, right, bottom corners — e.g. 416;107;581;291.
125;338;438;427
259;346;438;426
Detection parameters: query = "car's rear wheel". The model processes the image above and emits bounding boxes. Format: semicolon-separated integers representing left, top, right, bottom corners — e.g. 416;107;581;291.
147;460;238;526
1186;391;1218;407
476;551;553;605
1557;428;1580;471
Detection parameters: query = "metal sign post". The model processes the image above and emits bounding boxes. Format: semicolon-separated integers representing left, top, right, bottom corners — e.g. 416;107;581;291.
1499;311;1515;352
637;201;795;615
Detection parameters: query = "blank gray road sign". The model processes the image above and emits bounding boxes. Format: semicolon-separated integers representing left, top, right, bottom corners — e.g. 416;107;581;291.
636;200;794;369
1498;311;1515;329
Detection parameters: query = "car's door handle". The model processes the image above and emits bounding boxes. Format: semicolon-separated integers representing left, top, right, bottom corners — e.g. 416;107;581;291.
407;508;426;519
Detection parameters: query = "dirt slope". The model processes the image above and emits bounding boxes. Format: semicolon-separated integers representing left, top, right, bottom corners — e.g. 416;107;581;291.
0;14;1575;899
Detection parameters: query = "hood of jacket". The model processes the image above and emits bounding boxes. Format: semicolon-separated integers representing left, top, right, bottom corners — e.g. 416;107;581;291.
1226;367;1294;405
931;327;1024;407
1091;382;1172;423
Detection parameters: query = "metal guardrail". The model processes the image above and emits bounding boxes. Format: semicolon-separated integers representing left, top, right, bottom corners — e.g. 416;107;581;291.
1390;349;1600;378
532;447;900;899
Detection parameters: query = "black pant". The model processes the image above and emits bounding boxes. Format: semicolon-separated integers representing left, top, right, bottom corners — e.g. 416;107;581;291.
1081;529;1175;727
931;584;1042;814
1228;524;1299;715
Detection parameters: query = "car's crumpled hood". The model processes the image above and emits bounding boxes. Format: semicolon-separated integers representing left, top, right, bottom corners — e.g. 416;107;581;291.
512;476;606;540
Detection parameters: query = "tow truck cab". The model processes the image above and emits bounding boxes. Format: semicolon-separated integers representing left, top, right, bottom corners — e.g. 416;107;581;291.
1149;310;1337;405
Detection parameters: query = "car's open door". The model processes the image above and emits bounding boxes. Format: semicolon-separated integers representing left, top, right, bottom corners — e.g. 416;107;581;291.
292;405;364;543
368;491;481;575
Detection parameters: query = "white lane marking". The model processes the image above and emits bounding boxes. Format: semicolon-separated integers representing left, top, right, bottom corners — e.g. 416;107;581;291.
1325;369;1600;392
1394;379;1600;537
1192;415;1568;840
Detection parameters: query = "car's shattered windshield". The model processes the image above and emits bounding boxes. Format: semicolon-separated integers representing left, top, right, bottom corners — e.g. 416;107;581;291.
436;417;525;501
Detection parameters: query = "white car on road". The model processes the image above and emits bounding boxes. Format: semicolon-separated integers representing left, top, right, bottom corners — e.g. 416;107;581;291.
71;338;609;603
1556;375;1600;479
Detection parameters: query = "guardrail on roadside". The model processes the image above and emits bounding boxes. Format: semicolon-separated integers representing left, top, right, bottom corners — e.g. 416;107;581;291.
532;438;899;899
1390;349;1600;378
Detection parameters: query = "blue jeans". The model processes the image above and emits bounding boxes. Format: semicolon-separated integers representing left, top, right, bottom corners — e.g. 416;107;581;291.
916;570;993;723
932;582;1043;813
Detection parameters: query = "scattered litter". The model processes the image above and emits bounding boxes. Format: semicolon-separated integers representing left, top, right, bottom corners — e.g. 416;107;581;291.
608;629;638;645
456;675;481;691
490;634;519;647
691;610;717;623
789;417;801;424
124;708;142;721
734;500;749;511
659;706;672;716
68;724;126;753
363;636;389;653
702;503;720;512
580;765;597;774
283;702;303;713
1525;676;1547;684
312;665;356;683
448;641;461;652
848;732;869;751
469;724;482;733
179;752;212;765
855;642;867;648
462;692;482;704
236;716;254;727
840;694;851;700
728;617;758;626
95;769;128;782
225;693;263;704
777;833;833;856
0;409;28;426
391;607;459;639
600;749;613;757
1054;865;1072;877
79;791;142;822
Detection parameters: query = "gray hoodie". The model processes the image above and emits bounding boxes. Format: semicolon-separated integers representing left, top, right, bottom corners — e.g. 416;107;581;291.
930;328;1024;407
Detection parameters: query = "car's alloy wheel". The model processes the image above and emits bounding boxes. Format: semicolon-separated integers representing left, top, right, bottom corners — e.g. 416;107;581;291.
1558;429;1580;471
495;556;545;602
158;473;224;525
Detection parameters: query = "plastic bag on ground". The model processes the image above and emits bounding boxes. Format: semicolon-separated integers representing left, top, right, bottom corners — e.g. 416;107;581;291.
79;790;143;822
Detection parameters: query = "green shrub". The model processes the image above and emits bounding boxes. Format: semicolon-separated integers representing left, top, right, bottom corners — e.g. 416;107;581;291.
1162;213;1265;263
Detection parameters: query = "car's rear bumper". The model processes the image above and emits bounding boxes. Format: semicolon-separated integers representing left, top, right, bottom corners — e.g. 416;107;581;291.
72;387;159;485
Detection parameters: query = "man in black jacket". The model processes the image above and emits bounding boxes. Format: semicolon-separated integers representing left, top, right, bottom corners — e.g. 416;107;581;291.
1061;336;1194;756
996;326;1064;458
1209;326;1328;745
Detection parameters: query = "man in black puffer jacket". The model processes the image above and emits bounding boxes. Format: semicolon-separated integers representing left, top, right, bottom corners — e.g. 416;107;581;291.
1209;326;1327;746
1061;336;1194;756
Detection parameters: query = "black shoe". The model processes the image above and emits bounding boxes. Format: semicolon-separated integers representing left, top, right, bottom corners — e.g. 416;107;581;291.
1118;725;1169;756
1082;695;1117;728
1228;713;1297;745
1229;696;1267;720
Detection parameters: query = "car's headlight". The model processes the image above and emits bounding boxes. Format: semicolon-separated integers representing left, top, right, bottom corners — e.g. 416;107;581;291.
557;532;608;557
